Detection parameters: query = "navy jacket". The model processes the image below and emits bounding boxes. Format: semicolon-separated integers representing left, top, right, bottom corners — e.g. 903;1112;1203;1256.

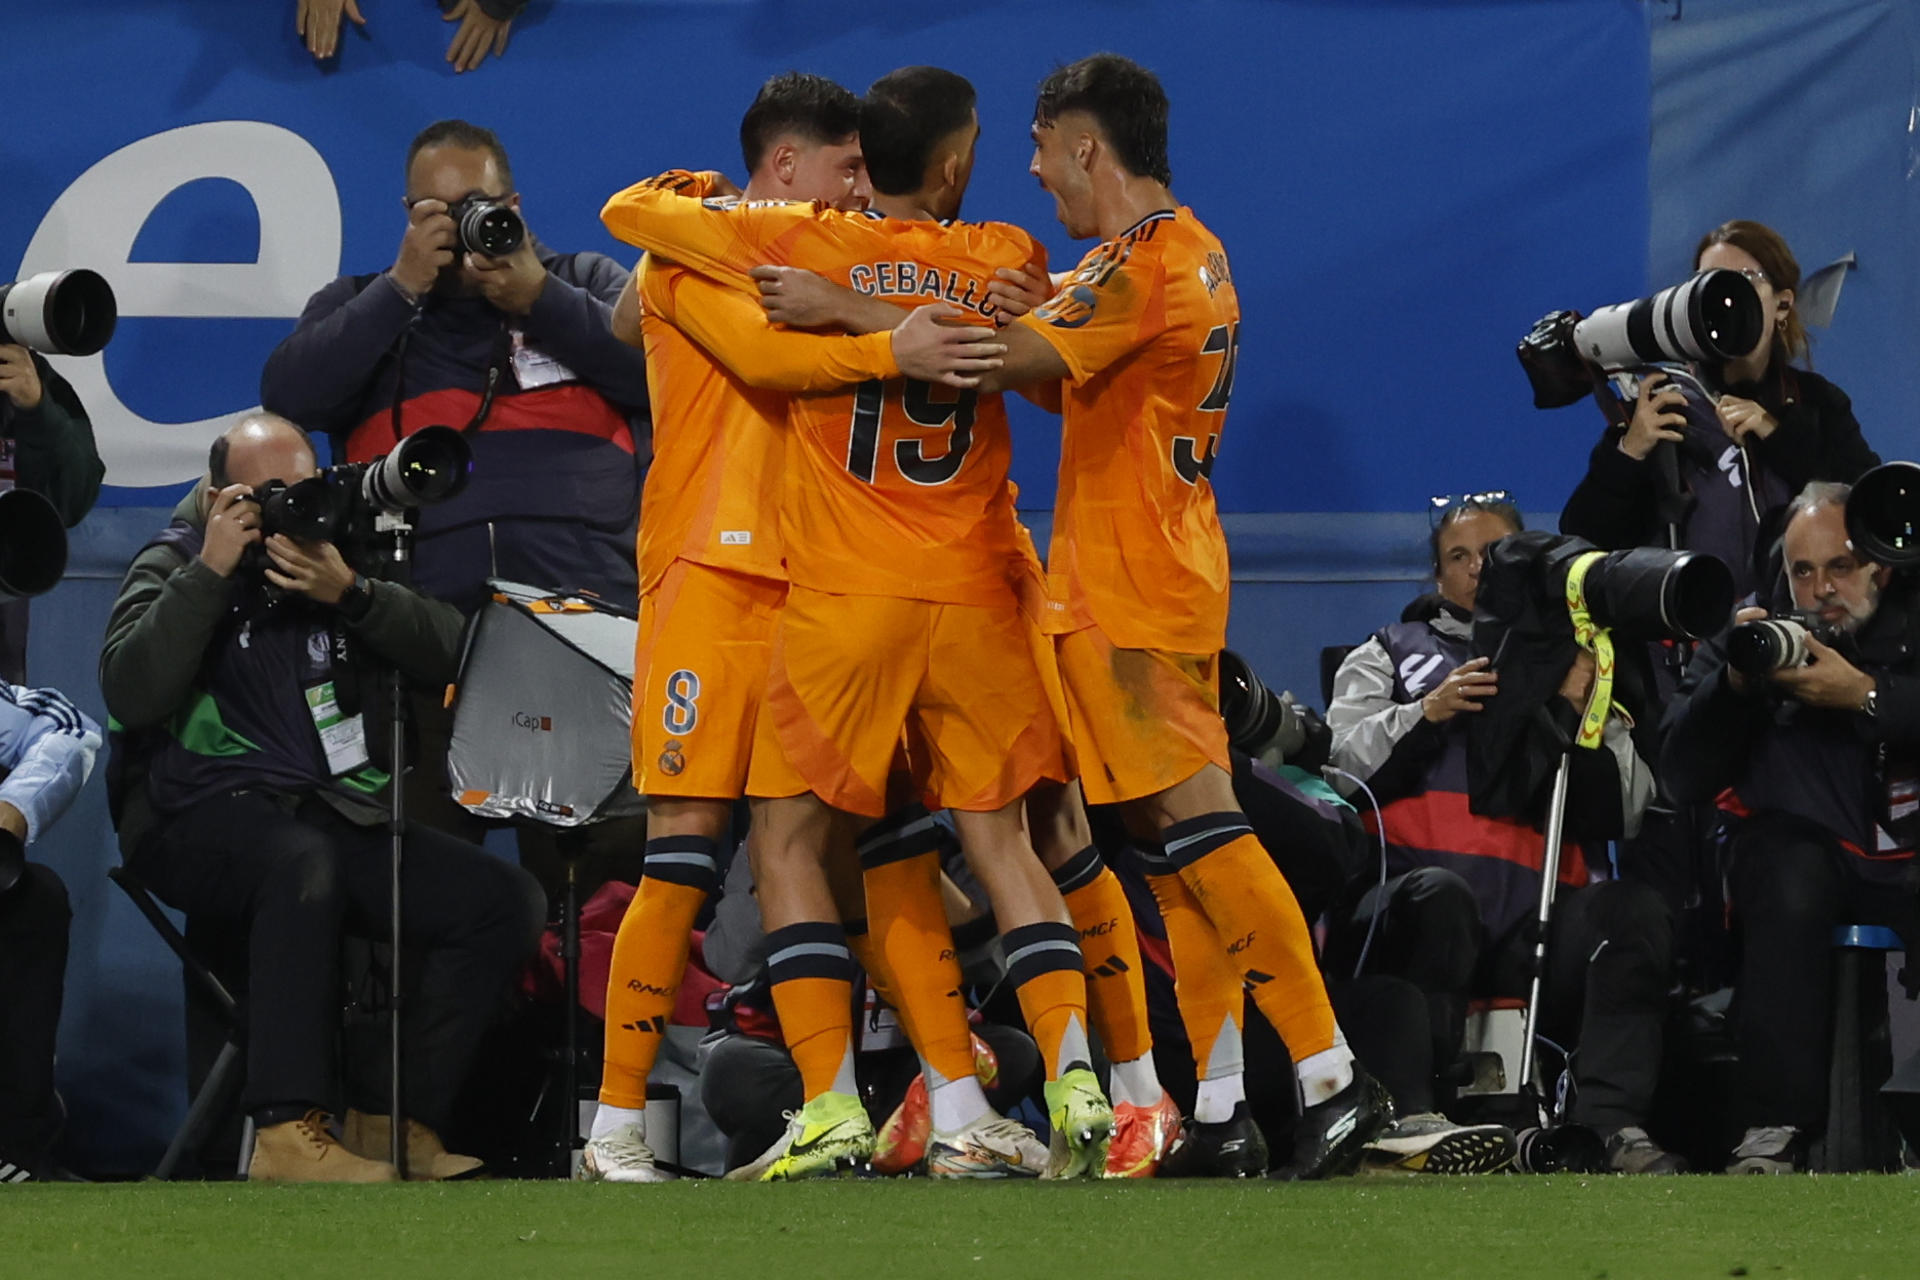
260;244;650;615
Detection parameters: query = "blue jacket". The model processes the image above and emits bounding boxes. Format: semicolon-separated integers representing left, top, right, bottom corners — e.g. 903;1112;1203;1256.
260;243;650;614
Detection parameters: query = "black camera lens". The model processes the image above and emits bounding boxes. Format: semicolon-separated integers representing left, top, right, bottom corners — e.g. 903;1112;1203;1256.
363;425;472;513
257;476;342;543
452;198;526;259
0;489;69;601
1847;461;1920;570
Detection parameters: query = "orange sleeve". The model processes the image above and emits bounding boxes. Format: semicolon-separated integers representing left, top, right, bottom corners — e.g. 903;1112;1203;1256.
1016;247;1169;385
601;171;820;290
658;266;899;391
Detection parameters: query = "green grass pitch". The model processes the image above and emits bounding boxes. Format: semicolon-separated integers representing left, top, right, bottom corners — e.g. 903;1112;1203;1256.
3;1177;1919;1280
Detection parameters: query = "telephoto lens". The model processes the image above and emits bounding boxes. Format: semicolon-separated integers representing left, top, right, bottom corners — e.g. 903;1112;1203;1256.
1847;461;1920;570
1726;617;1817;678
361;425;473;514
1571;268;1765;371
0;269;117;356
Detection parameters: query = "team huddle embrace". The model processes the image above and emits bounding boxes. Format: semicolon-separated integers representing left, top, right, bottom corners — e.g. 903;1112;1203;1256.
583;54;1394;1183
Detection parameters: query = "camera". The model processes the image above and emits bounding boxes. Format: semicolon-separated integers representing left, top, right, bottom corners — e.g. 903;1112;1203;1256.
1727;612;1835;678
1219;650;1330;772
1512;1123;1606;1175
1846;461;1920;571
1517;269;1766;410
250;425;473;545
449;195;526;259
0;489;70;603
1483;534;1734;646
0;269;117;357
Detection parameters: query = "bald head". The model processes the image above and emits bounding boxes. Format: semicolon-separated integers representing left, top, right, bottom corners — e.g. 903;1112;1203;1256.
209;412;318;495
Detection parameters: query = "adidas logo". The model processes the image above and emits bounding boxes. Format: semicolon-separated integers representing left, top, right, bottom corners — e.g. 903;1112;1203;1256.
0;1161;30;1183
1242;969;1275;986
1091;956;1131;978
620;1016;668;1035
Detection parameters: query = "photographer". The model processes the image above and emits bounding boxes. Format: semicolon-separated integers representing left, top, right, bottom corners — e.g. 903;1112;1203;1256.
0;681;101;1182
1661;481;1917;1173
100;412;545;1183
0;343;107;681
1561;221;1877;594
1324;495;1680;1173
260;118;648;618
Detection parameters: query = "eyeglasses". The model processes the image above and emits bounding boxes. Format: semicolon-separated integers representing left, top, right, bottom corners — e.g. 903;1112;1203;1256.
1732;267;1769;287
1429;490;1516;530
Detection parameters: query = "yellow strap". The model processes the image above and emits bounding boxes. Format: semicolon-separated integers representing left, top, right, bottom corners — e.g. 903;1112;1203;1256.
1562;551;1615;750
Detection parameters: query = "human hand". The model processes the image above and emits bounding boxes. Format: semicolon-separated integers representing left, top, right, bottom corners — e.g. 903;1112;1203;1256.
1558;649;1597;710
263;534;356;605
892;305;1007;389
0;346;43;412
1620;371;1688;461
1716;395;1778;445
986;263;1053;325
1421;657;1498;723
393;198;458;299
1769;634;1876;711
297;0;365;60
444;0;511;73
750;265;856;329
200;484;263;579
467;236;547;315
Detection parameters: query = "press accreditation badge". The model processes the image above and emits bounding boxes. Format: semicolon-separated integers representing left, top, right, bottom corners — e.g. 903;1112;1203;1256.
305;680;371;776
509;330;578;390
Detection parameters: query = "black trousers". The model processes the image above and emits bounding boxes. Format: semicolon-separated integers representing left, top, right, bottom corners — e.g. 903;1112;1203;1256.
130;790;546;1131
0;862;70;1168
1728;816;1917;1132
1323;865;1673;1131
700;1023;1043;1172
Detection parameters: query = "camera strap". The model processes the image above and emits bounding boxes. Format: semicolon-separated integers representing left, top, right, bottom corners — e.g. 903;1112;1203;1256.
388;316;512;443
1562;552;1616;749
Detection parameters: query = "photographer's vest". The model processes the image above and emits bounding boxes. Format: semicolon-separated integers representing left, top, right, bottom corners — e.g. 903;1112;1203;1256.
1371;620;1587;939
106;519;388;837
1674;391;1792;599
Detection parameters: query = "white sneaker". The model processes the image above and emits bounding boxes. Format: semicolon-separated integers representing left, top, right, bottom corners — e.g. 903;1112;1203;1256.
579;1121;672;1183
927;1113;1047;1179
1727;1125;1801;1175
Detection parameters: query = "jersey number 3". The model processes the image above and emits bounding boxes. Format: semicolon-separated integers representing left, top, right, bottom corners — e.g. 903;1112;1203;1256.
1173;322;1239;484
847;379;978;486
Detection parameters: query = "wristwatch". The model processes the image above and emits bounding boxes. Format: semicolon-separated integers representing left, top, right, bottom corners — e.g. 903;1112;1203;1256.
337;573;375;624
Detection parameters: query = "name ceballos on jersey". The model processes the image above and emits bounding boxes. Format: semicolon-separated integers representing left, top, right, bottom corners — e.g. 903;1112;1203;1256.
849;260;999;322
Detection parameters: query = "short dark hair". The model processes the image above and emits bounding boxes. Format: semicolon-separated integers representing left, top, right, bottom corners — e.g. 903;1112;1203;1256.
1034;53;1172;186
406;119;514;189
739;73;862;174
860;67;977;196
1430;499;1524;572
209;418;314;489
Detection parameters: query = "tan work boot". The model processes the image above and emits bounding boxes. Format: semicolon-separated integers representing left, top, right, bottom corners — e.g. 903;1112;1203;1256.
343;1110;485;1181
249;1110;400;1183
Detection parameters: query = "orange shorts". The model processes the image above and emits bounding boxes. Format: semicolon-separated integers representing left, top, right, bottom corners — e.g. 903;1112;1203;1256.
1011;545;1076;776
764;584;1067;818
1053;623;1231;806
633;559;806;800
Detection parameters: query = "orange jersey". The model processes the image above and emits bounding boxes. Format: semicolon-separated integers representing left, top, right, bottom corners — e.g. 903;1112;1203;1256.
611;176;900;590
605;175;1047;605
1019;208;1241;654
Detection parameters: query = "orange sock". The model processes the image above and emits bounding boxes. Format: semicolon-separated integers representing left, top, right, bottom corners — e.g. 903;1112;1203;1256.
599;835;717;1109
1142;855;1245;1080
766;922;857;1100
1004;921;1090;1080
1166;815;1338;1059
858;814;975;1087
1052;845;1153;1064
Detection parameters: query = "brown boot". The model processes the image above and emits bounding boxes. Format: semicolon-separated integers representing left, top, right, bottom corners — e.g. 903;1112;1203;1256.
249;1111;400;1183
343;1110;485;1181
